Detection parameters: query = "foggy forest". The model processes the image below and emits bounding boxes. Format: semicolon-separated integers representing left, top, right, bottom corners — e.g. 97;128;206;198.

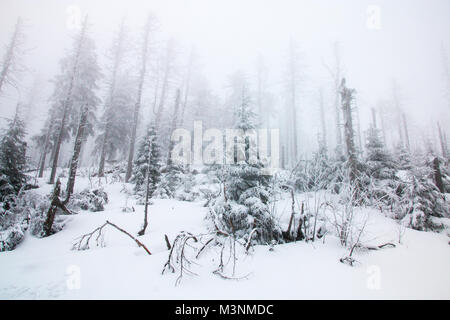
0;0;449;300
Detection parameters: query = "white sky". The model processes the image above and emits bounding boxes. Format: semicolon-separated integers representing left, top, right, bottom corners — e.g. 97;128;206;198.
0;0;449;151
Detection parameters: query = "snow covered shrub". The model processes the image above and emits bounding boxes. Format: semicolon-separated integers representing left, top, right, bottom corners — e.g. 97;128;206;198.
0;189;66;249
68;188;108;212
0;223;25;251
154;164;185;199
174;172;201;202
394;163;449;231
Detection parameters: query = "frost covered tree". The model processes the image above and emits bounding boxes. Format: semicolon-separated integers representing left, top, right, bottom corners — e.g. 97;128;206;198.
97;19;131;177
131;124;162;198
125;15;155;183
48;17;100;185
209;84;281;244
0;17;26;95
63;19;101;203
0;108;27;207
365;126;395;180
397;159;449;230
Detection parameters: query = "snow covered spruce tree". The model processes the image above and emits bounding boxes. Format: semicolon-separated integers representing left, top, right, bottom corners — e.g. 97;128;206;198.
208;85;281;244
362;125;400;209
130;124;162;235
131;124;162;199
395;155;449;230
0;108;27;209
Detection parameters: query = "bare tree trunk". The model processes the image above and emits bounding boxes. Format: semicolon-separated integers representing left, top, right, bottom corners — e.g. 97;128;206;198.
138;154;152;236
98;20;126;177
0;18;24;95
154;40;174;128
437;121;447;158
64;104;89;204
179;48;194;127
371;108;377;129
125;16;152;183
402;113;410;151
355;101;363;152
325;42;343;156
167;89;181;165
288;38;299;164
433;157;445;193
340;78;358;184
319;87;327;150
49;18;87;184
43;179;62;237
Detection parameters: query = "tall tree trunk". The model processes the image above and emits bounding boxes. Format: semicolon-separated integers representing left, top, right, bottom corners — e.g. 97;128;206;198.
371;108;377;129
288;38;299;164
340;78;358;184
179;48;194;127
154;41;174;128
49;18;87;184
319;87;327;150
167;89;181;165
437;121;447;158
125;16;152;183
402;113;410;151
98;20;126;177
0;18;23;95
64;104;89;204
138;153;152;236
38;121;54;178
433;157;445;193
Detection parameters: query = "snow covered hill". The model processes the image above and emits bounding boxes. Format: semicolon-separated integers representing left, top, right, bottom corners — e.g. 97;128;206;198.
0;175;449;299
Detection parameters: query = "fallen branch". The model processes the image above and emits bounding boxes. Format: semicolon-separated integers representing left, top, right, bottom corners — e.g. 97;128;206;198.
196;237;214;259
72;220;151;255
164;234;172;250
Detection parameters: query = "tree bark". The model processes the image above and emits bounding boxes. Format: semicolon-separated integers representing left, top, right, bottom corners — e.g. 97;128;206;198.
98;20;126;177
49;18;87;184
125;16;152;182
64;104;89;204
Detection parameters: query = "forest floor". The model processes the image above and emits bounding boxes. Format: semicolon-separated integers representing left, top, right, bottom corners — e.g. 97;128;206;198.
0;173;449;299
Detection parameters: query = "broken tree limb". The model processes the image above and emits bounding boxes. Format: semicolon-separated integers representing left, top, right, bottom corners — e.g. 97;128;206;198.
72;220;152;255
164;234;171;250
42;179;74;237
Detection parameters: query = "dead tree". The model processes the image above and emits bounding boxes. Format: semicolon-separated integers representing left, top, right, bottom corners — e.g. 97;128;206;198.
64;104;89;204
42;179;72;237
323;42;344;156
98;19;127;177
0;17;26;95
49;17;88;184
179;48;194;127
125;15;153;182
319;87;327;150
167;88;181;165
340;78;359;185
437;121;447;158
433;157;445;193
154;39;175;128
137;146;152;236
72;220;151;255
402;113;410;151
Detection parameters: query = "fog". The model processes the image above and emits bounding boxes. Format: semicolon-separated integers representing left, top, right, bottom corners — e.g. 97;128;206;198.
0;0;449;155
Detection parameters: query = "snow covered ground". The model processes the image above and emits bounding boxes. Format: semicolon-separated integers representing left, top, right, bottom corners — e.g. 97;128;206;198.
0;175;449;299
